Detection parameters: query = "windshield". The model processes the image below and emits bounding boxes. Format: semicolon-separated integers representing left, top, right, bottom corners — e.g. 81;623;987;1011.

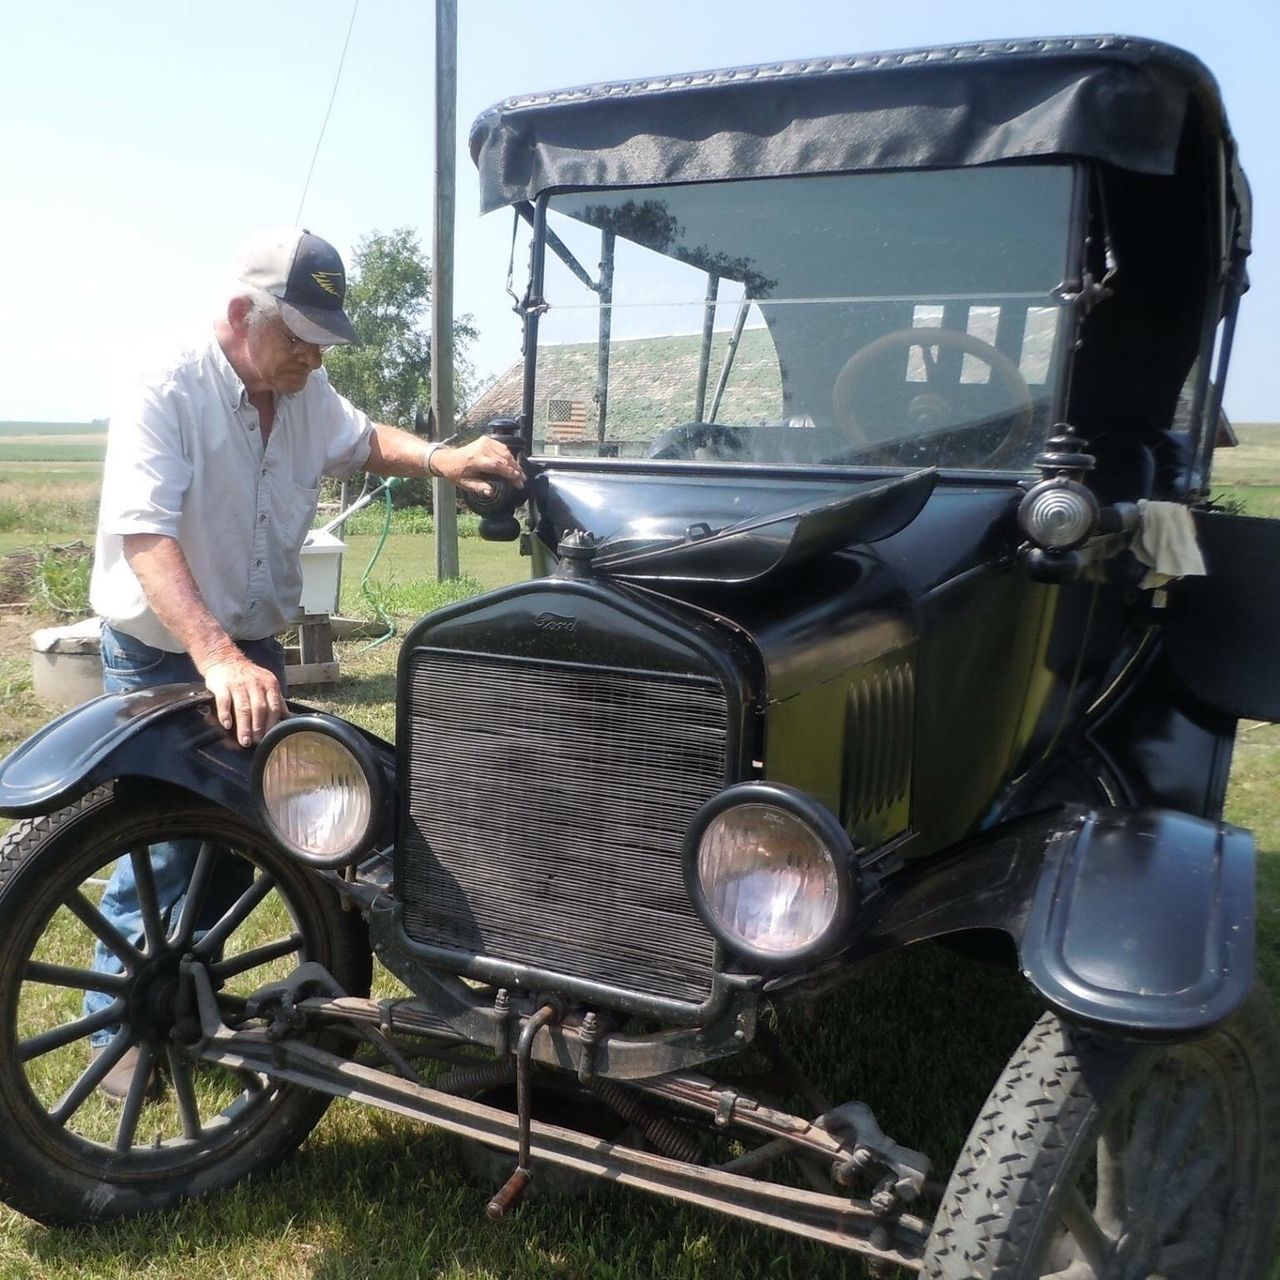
531;166;1075;472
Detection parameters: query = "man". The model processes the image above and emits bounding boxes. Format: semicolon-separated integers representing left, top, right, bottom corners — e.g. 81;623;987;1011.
85;227;522;1098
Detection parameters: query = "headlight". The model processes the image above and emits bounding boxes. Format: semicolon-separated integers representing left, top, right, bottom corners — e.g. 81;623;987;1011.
1017;478;1098;551
685;784;856;966
253;718;383;867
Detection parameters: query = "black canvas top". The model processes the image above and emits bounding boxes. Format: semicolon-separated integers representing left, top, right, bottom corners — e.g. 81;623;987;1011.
470;34;1248;247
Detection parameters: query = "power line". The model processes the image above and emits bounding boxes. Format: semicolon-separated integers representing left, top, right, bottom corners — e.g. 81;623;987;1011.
294;0;361;226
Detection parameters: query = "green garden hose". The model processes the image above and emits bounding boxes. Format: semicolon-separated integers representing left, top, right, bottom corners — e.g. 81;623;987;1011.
356;484;397;651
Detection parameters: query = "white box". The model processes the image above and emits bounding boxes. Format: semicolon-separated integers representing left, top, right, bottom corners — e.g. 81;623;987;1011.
299;530;346;617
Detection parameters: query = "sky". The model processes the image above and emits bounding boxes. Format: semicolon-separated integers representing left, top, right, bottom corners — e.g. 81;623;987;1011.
2;0;1277;423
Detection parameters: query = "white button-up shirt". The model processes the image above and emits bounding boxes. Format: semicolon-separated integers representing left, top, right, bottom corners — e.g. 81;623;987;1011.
91;336;373;650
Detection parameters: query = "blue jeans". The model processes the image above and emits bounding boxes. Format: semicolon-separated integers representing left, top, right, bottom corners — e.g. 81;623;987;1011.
86;625;288;1045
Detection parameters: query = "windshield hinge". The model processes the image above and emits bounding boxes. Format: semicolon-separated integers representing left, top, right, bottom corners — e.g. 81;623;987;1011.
1056;266;1115;315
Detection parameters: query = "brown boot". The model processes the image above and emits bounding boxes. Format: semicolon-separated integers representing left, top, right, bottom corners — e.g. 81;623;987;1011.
93;1045;163;1104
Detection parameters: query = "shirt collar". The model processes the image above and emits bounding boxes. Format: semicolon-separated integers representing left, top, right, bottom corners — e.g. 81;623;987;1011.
207;334;251;410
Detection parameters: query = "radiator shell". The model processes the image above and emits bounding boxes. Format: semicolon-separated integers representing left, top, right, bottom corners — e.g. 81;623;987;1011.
393;579;754;1014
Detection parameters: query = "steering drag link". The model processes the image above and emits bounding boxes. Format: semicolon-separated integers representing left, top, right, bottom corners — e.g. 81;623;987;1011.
180;961;930;1269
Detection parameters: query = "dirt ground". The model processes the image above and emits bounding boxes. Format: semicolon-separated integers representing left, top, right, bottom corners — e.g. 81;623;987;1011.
0;552;37;606
0;610;72;761
0;610;49;674
0;612;34;650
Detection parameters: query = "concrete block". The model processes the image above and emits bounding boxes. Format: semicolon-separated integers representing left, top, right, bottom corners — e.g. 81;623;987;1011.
30;617;103;709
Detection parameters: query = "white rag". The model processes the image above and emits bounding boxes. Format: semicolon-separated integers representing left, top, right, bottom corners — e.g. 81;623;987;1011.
1132;501;1207;589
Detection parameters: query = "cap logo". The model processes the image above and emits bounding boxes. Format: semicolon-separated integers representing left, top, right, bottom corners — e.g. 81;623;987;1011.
311;270;343;296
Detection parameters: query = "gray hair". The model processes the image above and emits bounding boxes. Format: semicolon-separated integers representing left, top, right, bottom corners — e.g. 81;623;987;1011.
232;283;281;332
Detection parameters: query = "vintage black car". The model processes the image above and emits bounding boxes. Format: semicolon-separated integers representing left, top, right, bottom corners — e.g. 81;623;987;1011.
0;34;1276;1279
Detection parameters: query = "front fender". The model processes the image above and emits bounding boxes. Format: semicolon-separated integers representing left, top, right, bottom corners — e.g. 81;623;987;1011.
848;805;1254;1037
1019;808;1254;1036
0;685;396;827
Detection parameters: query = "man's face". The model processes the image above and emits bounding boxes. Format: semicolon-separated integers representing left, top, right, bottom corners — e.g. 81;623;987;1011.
249;316;327;395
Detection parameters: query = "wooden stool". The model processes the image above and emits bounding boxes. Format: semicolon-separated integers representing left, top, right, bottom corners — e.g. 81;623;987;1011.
284;614;340;688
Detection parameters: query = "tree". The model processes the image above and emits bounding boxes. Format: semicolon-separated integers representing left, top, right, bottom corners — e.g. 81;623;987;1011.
323;228;478;507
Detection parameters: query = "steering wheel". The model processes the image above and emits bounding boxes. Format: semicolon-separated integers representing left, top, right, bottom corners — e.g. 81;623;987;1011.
646;422;747;462
833;328;1035;469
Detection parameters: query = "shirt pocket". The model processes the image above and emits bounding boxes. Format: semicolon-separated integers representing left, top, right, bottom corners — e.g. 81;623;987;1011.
278;478;320;540
271;479;321;607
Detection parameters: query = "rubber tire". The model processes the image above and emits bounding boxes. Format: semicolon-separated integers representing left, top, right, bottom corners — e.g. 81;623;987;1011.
923;988;1280;1279
0;784;372;1225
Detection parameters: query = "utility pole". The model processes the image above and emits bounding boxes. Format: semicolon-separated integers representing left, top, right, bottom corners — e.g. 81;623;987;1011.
431;0;460;579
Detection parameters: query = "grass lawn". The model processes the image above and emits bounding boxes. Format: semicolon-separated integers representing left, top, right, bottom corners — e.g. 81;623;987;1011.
1219;484;1280;517
2;620;1036;1280
340;532;528;599
0;433;1277;1277
0;626;1274;1278
0;534;522;764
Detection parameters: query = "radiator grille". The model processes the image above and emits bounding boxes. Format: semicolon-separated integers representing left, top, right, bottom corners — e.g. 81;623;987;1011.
400;649;729;1005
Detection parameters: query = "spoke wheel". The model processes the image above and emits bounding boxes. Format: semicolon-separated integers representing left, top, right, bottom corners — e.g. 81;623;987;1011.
0;784;370;1224
923;990;1280;1279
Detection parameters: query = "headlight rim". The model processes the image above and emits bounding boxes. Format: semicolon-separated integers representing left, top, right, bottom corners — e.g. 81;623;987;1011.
683;782;857;970
251;714;385;869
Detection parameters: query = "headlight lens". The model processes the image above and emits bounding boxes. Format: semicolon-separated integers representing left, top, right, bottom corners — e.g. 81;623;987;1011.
260;729;373;862
697;803;841;957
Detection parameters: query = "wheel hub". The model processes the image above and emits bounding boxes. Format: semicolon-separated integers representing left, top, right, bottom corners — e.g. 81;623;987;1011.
125;951;187;1039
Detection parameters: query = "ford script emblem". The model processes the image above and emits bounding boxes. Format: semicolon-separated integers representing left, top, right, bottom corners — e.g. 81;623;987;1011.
535;611;578;634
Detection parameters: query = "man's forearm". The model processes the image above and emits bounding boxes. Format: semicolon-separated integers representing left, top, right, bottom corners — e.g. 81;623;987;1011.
364;423;433;477
365;423;524;491
120;533;239;673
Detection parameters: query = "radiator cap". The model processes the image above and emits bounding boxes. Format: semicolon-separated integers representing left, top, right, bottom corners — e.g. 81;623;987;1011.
555;529;598;579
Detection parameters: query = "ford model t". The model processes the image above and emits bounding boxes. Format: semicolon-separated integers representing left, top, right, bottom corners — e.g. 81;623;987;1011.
0;34;1276;1279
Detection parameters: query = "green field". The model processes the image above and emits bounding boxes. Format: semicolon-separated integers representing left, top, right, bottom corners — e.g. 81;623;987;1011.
0;459;103;477
1213;423;1280;482
0;442;107;463
0;422;106;465
1223;484;1280;517
0;421;104;436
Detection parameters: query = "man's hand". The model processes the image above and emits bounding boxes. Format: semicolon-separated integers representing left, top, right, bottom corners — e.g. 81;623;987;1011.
123;533;285;748
202;655;286;747
428;435;525;496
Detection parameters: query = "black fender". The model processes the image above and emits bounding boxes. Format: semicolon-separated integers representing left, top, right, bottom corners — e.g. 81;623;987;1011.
840;805;1254;1038
0;684;397;832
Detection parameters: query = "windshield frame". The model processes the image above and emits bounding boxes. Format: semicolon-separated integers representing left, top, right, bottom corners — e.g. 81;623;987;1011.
517;163;1088;483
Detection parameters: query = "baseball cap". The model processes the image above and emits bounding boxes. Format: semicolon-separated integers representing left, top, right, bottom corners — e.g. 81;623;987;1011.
235;227;361;347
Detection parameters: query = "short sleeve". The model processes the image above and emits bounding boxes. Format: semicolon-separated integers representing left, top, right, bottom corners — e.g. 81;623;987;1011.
311;371;374;480
97;377;193;538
